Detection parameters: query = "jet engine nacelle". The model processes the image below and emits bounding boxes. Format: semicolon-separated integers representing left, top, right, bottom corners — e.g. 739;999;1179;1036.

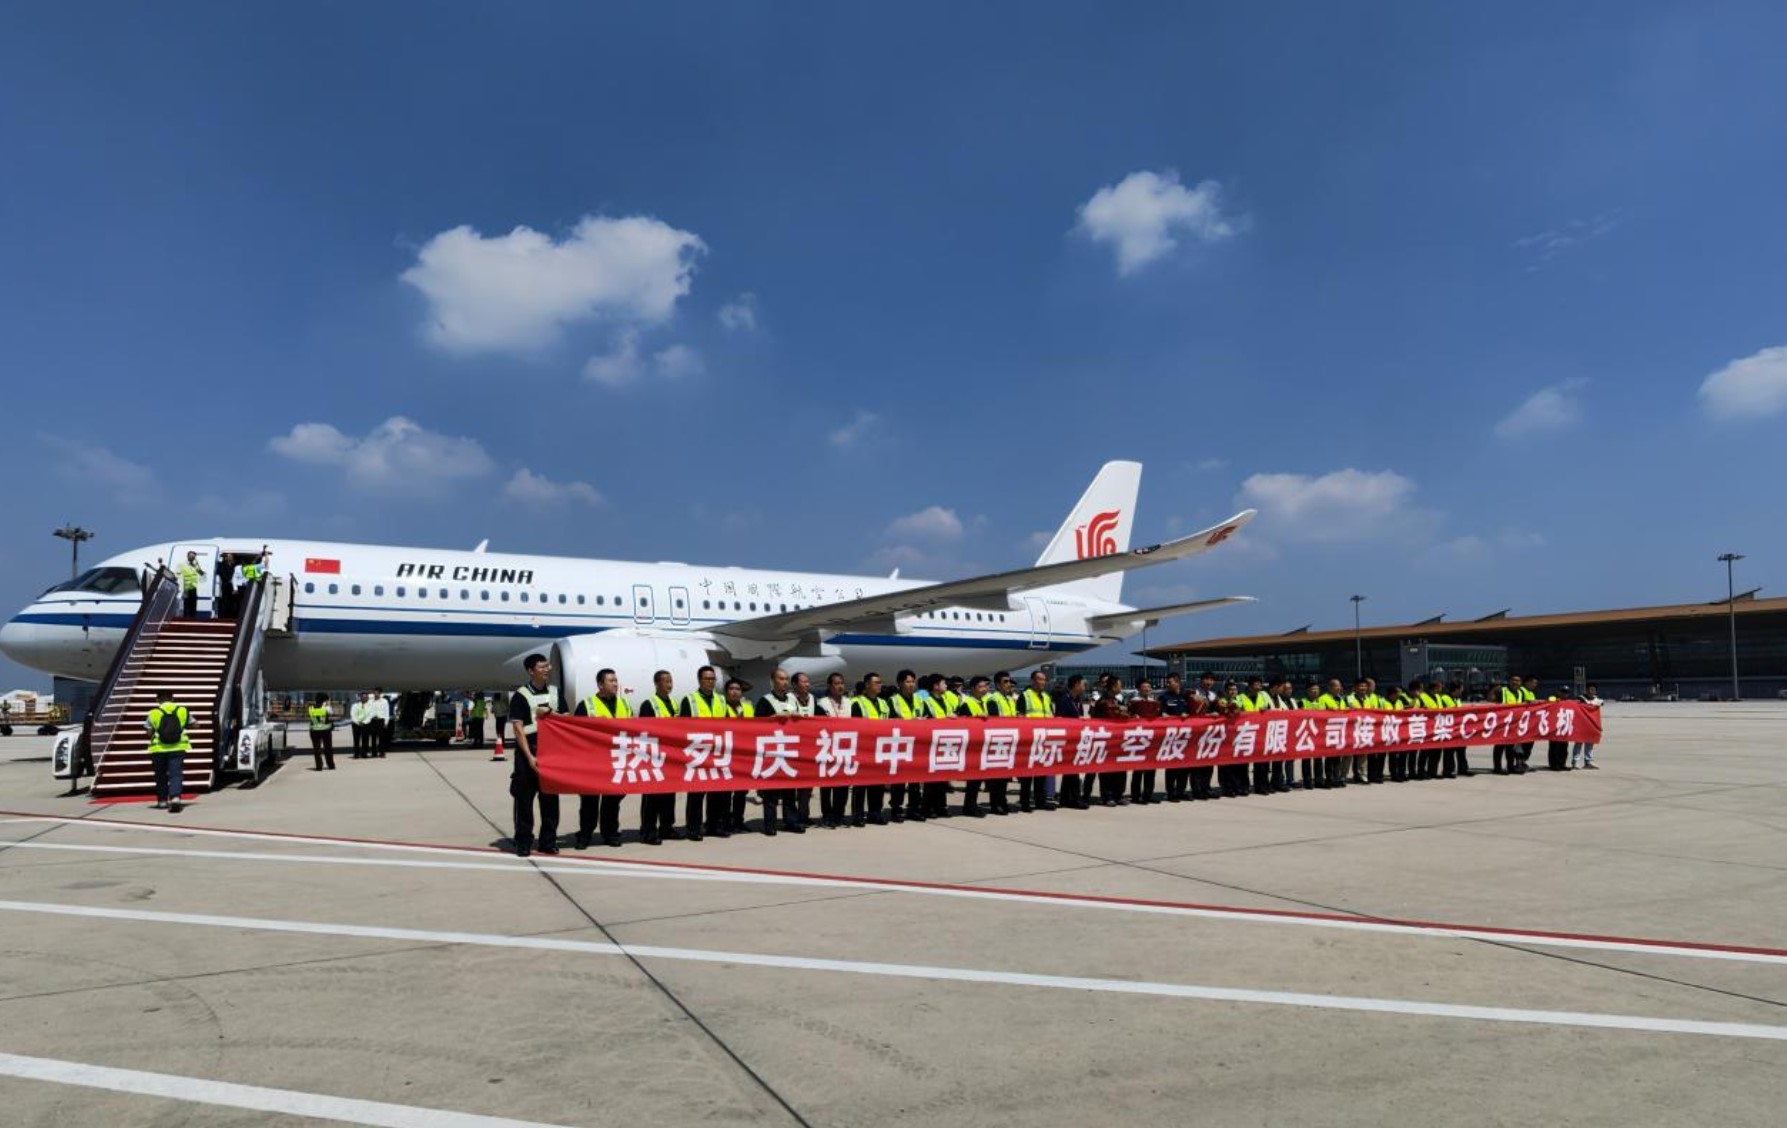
551;632;722;709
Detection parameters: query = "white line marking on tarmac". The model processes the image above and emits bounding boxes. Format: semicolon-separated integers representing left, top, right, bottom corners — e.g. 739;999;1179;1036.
1;899;1783;1042
5;835;1785;967
0;1049;580;1128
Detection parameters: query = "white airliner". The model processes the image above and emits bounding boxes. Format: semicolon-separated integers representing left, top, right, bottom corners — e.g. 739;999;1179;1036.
0;462;1254;701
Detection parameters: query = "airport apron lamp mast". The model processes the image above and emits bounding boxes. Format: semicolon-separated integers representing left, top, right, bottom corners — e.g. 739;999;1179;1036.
52;524;93;581
1350;594;1366;681
1717;553;1743;702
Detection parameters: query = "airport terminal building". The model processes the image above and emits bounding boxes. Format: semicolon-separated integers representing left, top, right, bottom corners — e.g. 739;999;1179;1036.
1144;594;1787;701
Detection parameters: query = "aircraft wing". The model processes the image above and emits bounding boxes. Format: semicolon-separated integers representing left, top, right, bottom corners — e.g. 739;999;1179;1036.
715;510;1256;643
1086;596;1257;632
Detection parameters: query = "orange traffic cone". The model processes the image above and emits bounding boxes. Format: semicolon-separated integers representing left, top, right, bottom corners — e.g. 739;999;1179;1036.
491;735;505;762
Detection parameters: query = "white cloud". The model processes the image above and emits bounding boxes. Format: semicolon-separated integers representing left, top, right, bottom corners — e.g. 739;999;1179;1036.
1195;457;1228;472
583;330;642;386
268;417;494;496
828;409;880;449
1495;378;1587;439
1514;211;1624;270
1698;345;1787;420
39;435;158;504
1076;170;1239;275
887;506;965;541
583;334;704;386
401;214;704;354
653;343;704;379
1237;468;1431;543
718;293;759;332
192;490;288;519
501;468;602;508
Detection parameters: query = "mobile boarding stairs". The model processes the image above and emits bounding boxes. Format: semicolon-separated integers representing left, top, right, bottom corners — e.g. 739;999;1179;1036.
52;568;293;799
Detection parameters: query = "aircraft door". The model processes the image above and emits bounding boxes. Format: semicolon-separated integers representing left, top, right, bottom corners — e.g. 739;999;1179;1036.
169;542;220;618
632;584;656;625
1024;598;1051;650
668;585;691;626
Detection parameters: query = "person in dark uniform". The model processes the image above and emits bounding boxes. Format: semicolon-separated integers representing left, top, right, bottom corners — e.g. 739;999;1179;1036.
789;672;820;827
722;678;755;833
680;665;727;839
851;672;890;824
572;667;631;848
636;669;683;845
508;653;561;857
1157;674;1192;801
1054;675;1091;808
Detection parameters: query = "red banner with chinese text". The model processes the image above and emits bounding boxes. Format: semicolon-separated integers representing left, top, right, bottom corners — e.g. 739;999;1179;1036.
534;702;1602;796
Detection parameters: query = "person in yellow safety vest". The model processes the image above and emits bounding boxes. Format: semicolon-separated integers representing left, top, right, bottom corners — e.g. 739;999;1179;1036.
467;692;487;749
885;670;929;824
507;653;562;857
307;692;336;772
1439;680;1471;778
1316;678;1349;789
635;669;683;846
177;550;205;619
1518;676;1540;769
1262;675;1296;793
1410;679;1441;781
718;677;756;834
681;665;729;840
1494;675;1525;774
1297;679;1325;789
850;672;891;825
917;673;954;818
942;676;965;717
958;675;1017;818
1019;669;1060;812
572;667;632;849
145;688;191;812
1343;677;1375;785
1237;675;1279;797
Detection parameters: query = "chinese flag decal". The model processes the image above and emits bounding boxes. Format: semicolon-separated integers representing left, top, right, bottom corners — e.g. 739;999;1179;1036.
304;558;341;574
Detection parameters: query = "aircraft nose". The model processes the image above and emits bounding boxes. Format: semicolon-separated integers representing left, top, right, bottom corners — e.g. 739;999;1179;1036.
0;613;38;665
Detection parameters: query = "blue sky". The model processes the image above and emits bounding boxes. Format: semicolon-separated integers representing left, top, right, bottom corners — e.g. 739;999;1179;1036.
3;1;1785;689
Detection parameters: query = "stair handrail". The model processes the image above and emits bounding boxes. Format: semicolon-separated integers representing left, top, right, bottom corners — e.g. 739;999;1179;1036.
83;566;180;777
211;577;269;774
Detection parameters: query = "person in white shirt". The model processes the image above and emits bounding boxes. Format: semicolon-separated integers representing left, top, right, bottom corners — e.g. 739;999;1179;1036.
815;672;854;828
349;692;371;758
367;688;392;757
1572;685;1603;769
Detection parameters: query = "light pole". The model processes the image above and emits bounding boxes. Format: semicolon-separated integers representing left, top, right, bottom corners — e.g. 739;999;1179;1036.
52;524;93;581
1350;594;1366;681
1718;553;1744;701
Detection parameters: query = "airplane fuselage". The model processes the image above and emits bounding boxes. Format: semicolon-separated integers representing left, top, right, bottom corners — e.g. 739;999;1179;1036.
1;537;1120;693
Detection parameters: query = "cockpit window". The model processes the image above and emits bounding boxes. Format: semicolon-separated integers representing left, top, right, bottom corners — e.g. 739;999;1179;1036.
43;568;141;597
44;567;142;597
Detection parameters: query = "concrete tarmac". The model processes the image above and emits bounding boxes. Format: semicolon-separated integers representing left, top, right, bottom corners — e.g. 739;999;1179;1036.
0;702;1782;1126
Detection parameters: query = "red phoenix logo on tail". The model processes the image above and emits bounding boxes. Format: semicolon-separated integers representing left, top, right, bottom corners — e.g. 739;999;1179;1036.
1074;510;1122;559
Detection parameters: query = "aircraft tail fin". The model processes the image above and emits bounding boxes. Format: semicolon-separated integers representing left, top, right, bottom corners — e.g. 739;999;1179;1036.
1032;461;1142;604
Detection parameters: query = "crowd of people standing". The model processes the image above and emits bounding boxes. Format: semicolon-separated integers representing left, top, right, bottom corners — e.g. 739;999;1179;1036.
500;654;1602;857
